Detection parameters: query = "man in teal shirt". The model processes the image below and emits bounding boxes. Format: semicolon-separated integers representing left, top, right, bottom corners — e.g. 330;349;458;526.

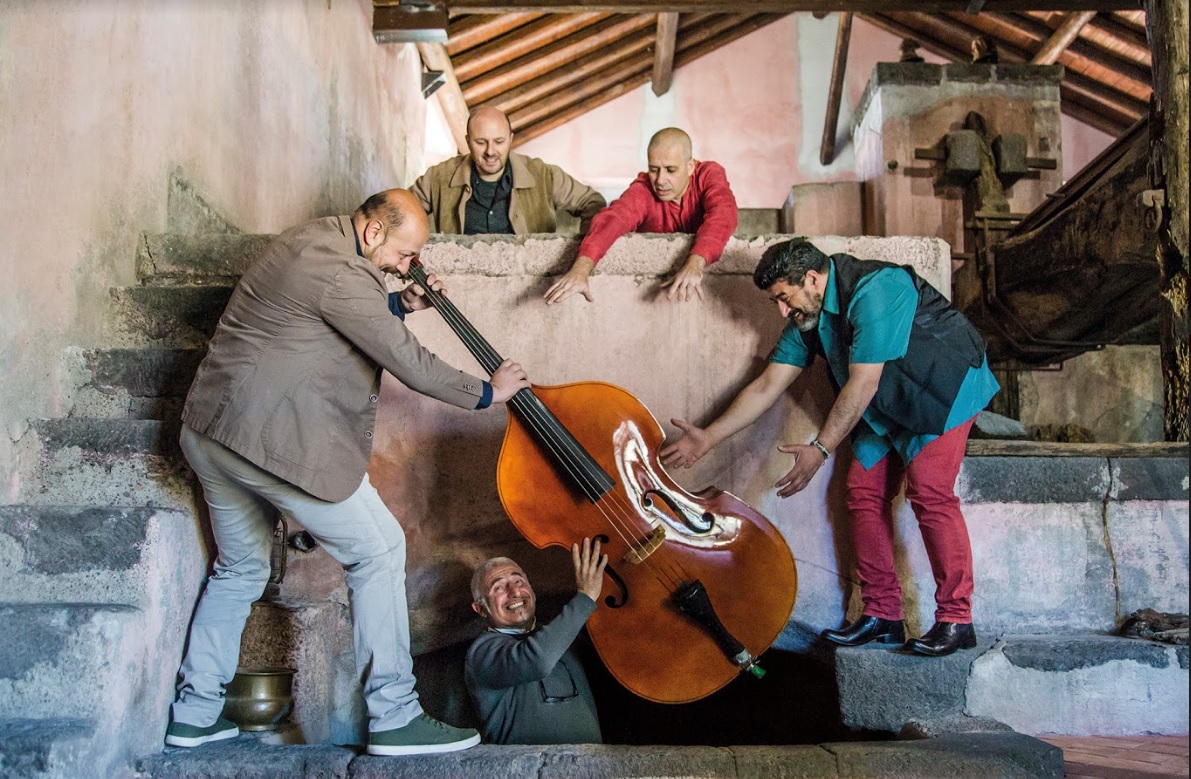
662;238;998;657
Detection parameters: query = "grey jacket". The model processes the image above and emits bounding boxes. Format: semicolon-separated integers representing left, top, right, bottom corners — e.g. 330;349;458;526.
181;215;486;502
465;594;602;745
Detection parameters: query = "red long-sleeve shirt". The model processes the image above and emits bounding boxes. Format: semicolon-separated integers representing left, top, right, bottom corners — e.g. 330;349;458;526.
577;161;739;265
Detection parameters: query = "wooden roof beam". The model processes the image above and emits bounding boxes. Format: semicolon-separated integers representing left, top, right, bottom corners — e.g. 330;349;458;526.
909;10;1150;111
858;13;1135;135
452;13;610;83
446;12;546;56
1032;11;1097;64
440;1;1139;12
507;13;747;131
820;12;852;166
461;14;657;105
489;18;661;115
986;12;1152;88
652;12;680;96
514;13;787;145
417;42;470;154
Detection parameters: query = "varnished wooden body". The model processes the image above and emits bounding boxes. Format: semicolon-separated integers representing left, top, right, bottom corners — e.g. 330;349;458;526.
496;380;798;704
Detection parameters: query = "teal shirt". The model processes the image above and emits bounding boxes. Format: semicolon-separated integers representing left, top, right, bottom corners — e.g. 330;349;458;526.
770;260;999;468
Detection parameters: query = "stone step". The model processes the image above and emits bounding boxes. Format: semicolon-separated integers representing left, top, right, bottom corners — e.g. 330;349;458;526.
835;633;1189;737
137;233;271;285
62;347;203;420
105;285;233;349
0;717;97;779
134;734;1063;778
17;418;191;508
0;506;198;606
0;600;200;778
966;634;1190;736
0;603;141;720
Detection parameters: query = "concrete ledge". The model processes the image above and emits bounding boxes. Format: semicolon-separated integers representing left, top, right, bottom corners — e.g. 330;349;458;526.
418;233;951;293
135;735;1062;779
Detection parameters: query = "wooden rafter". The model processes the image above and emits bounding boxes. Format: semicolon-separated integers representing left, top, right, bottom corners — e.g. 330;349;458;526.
652;12;680;96
410;2;1152;148
461;14;657;105
489;18;660;116
512;13;787;144
1033;11;1098;64
453;13;610;83
446;12;546;54
820;12;852;166
441;1;1138;11
417;42;469;154
859;11;1139;135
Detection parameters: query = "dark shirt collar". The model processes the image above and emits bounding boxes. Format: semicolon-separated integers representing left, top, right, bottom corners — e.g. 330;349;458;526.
471;161;513;193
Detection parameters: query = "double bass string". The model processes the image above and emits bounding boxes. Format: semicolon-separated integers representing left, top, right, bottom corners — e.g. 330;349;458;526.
405;262;690;592
406;265;665;578
405;264;653;561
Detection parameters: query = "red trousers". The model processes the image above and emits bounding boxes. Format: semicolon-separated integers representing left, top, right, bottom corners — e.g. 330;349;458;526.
845;417;976;624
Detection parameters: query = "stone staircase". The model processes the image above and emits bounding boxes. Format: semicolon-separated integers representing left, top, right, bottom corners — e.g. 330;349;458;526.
0;231;259;778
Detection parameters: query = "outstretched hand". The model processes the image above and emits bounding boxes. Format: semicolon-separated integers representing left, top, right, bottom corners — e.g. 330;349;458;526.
544;257;595;305
658;255;707;302
660;418;712;469
773;443;826;498
572;537;608;602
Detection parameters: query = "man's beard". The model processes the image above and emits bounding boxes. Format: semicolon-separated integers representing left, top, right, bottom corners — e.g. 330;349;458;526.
795;313;820;333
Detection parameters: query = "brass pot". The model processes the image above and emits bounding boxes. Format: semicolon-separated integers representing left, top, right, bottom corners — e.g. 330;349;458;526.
224;667;295;731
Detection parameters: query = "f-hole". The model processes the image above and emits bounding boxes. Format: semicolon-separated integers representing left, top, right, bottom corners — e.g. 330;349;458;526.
595;534;628;608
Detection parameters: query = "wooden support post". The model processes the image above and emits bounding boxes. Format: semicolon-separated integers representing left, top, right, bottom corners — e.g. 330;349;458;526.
1032;11;1097;65
1145;0;1190;441
652;12;680;96
417;42;469;155
819;12;852;166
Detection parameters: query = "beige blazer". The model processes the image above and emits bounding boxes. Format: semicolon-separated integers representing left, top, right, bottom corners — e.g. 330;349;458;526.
182;215;486;502
410;152;605;235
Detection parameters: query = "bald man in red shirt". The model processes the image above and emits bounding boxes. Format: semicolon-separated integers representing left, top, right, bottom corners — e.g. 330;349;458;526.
544;127;739;305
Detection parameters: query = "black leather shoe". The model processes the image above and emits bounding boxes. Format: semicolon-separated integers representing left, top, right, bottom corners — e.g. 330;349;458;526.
821;616;906;647
903;621;977;657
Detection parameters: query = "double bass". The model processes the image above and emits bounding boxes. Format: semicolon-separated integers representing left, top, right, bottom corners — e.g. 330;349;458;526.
407;260;797;704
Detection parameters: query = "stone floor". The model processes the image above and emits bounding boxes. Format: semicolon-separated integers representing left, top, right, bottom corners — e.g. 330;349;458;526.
1040;735;1189;779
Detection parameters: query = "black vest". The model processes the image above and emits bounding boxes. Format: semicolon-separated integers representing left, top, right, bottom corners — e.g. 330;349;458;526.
802;254;987;436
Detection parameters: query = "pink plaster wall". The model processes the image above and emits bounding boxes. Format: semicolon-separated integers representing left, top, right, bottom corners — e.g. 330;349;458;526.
517;14;1117;209
0;0;427;492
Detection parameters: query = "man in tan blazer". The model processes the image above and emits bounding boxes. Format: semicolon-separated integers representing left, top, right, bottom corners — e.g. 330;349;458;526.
165;189;529;756
411;106;605;236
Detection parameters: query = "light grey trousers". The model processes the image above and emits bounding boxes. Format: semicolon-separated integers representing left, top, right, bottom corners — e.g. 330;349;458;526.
171;424;422;733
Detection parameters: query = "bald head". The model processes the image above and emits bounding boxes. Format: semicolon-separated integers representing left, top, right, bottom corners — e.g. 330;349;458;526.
647;127;693;161
467;105;512;137
353;189;429;274
646;128;696;203
467;106;514;181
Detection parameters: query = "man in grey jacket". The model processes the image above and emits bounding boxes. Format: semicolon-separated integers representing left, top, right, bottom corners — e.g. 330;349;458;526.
465;538;606;745
165;189;530;756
